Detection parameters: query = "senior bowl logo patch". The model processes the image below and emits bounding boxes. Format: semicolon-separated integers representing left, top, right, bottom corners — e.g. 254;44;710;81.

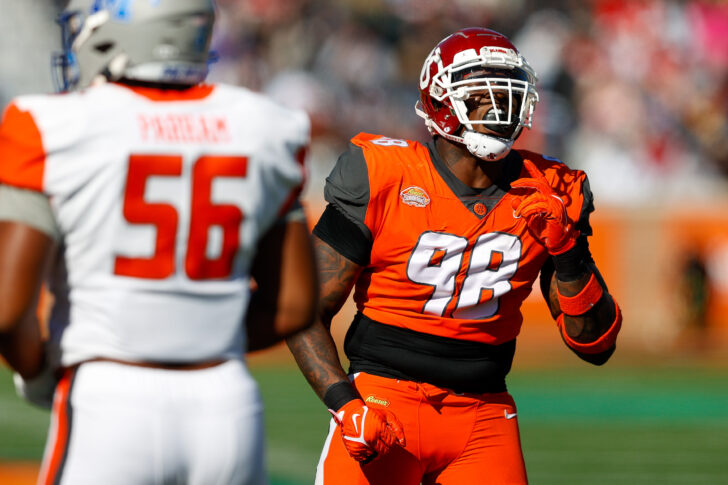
365;395;390;407
400;186;430;208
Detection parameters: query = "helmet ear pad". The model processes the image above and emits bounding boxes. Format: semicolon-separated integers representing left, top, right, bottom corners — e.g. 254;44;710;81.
425;97;460;137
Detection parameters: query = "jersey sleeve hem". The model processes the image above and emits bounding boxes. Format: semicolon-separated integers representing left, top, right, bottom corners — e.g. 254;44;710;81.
0;103;46;191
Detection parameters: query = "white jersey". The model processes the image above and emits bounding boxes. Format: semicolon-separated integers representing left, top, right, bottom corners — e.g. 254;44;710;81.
0;82;309;366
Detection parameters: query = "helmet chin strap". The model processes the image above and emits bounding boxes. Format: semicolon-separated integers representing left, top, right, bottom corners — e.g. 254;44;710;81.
462;131;513;161
415;102;514;162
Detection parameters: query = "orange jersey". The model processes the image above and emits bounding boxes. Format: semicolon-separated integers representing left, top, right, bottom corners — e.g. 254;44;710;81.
328;133;590;346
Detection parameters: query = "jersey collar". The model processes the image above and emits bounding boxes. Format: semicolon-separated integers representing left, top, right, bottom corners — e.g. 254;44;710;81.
425;141;523;218
114;83;216;101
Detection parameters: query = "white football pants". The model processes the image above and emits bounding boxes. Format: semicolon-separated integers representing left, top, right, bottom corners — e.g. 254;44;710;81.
37;359;267;485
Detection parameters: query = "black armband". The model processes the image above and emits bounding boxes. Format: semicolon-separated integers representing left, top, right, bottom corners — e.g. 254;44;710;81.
552;239;590;281
323;381;360;411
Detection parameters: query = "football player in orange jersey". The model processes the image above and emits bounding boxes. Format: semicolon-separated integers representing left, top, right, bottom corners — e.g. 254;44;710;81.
286;27;622;484
0;1;317;484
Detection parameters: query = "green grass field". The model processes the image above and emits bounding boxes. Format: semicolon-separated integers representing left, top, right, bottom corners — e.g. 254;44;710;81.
2;360;727;484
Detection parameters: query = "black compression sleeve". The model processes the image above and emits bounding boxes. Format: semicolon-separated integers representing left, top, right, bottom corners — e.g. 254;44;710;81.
552;238;591;281
313;204;372;266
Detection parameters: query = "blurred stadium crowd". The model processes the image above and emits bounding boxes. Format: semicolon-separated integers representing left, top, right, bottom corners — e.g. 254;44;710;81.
207;0;728;206
1;0;727;206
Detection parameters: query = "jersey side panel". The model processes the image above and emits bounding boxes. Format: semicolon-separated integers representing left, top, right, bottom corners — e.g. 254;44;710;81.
0;185;59;238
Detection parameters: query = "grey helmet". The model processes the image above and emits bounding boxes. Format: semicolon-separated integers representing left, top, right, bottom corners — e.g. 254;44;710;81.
53;0;216;91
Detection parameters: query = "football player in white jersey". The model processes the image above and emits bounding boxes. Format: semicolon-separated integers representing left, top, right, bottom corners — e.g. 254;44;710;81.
0;1;318;484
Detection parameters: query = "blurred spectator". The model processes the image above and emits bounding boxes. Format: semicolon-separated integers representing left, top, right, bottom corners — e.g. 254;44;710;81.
207;0;728;207
679;251;711;339
562;0;727;203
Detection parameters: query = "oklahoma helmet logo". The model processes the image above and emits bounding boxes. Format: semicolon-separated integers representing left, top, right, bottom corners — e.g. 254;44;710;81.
400;186;430;208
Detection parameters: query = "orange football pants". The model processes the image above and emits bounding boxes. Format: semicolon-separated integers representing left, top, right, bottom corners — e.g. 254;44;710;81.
316;372;528;484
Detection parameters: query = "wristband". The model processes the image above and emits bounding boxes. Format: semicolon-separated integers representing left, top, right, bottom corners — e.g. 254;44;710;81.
557;299;622;354
557;273;603;316
552;242;589;281
323;381;360;411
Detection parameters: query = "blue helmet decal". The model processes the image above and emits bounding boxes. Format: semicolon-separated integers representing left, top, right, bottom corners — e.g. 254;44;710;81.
91;0;162;21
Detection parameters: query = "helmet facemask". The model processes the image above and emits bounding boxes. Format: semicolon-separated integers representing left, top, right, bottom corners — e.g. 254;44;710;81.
52;10;86;92
455;68;532;140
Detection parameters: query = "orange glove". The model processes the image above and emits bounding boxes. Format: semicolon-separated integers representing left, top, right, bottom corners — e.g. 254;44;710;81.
329;398;406;463
511;160;579;255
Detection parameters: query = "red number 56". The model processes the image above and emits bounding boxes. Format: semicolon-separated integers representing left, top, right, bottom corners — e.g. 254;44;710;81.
113;154;247;280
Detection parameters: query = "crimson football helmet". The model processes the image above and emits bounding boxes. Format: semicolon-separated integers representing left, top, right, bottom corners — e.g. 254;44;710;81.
415;28;538;161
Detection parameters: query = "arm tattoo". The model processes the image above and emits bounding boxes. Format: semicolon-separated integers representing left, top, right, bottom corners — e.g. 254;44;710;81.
314;237;362;328
285;236;364;402
286;321;350;400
